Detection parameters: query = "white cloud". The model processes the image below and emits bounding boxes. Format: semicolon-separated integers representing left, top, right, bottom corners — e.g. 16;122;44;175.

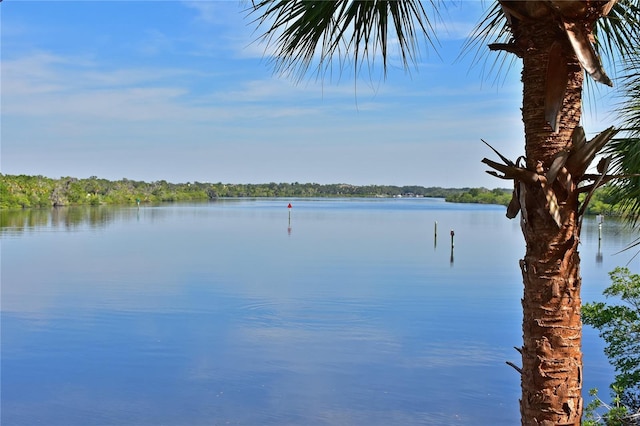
182;1;231;25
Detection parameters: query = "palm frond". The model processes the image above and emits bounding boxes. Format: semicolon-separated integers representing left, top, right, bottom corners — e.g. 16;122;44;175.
249;0;442;81
463;0;640;90
603;49;640;224
593;0;640;74
459;2;516;86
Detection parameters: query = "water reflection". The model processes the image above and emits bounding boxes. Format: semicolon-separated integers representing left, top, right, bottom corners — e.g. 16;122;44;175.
0;208;50;232
0;206;124;235
2;199;639;425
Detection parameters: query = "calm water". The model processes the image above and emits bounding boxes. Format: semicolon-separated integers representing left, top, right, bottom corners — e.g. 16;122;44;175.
1;198;637;425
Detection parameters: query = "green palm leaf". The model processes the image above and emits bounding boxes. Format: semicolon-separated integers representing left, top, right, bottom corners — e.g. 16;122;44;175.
594;0;640;68
604;49;640;224
249;0;442;80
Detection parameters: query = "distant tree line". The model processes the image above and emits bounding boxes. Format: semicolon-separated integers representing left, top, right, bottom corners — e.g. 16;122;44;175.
0;174;618;215
443;187;512;206
446;186;624;216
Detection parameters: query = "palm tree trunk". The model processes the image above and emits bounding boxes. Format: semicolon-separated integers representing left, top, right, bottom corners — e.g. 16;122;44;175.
516;19;584;426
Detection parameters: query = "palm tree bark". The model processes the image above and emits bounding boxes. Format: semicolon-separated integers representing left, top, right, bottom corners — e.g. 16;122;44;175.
515;16;584;426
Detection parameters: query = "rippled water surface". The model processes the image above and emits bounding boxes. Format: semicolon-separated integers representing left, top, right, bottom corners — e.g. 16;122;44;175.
1;198;636;425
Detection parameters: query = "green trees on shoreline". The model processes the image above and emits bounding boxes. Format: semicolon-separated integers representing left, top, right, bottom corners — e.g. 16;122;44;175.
0;173;620;215
1;174;205;208
0;173;500;208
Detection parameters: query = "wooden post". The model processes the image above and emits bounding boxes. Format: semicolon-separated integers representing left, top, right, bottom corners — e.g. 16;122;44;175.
450;229;455;265
434;221;438;249
597;215;603;263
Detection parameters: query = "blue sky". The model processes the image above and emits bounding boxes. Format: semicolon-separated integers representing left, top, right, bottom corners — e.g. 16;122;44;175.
1;1;619;188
